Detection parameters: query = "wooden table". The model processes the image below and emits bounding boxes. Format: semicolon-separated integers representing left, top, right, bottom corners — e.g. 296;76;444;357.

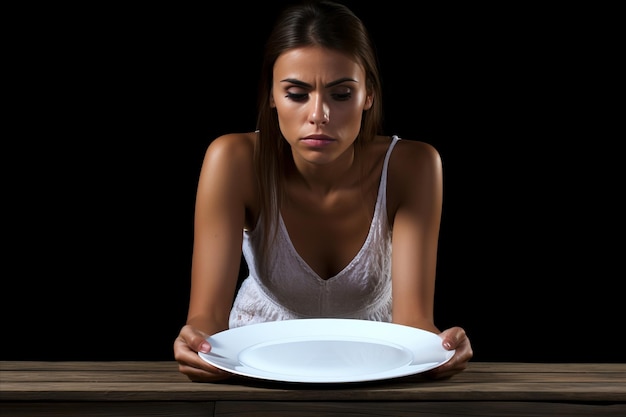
1;361;625;416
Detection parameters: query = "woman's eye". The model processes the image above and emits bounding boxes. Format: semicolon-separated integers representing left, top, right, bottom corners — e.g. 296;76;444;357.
286;92;308;102
332;92;352;101
284;90;352;102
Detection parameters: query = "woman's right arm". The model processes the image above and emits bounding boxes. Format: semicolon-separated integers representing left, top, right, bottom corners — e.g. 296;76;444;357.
174;133;256;382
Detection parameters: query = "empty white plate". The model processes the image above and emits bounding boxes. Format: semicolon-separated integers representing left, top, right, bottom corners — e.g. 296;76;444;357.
198;318;454;383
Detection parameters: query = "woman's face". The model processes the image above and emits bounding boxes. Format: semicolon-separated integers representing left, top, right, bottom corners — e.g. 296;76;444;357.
270;46;373;166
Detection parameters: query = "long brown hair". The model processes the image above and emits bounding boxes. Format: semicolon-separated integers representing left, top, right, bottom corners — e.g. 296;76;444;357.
254;0;384;258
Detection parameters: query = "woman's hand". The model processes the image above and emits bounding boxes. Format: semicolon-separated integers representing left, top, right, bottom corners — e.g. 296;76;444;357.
424;326;473;379
173;324;233;382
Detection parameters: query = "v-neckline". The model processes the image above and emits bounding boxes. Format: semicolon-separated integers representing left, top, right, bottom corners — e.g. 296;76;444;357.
277;204;379;282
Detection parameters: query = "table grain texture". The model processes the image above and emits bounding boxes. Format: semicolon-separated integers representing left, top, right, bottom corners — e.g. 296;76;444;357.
1;361;625;416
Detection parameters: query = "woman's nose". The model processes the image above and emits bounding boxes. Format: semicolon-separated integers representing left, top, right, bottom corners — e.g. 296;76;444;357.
309;99;329;125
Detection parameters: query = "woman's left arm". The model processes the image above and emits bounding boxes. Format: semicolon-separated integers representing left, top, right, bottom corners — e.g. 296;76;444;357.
388;140;473;378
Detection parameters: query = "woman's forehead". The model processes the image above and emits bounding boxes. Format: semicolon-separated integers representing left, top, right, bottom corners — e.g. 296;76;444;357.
274;46;365;81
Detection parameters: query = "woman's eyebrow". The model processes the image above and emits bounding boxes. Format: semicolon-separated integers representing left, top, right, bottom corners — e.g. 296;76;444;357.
326;77;358;87
279;77;358;88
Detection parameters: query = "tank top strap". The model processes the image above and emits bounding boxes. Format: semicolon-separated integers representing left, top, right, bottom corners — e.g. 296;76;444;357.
376;135;401;209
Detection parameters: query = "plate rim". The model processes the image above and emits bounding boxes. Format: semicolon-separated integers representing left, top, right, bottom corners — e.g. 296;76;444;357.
198;318;454;383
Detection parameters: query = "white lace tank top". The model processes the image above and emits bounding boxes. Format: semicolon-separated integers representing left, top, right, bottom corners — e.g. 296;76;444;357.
228;136;401;328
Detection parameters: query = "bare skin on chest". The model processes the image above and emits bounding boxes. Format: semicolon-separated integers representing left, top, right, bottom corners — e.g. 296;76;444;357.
281;154;383;280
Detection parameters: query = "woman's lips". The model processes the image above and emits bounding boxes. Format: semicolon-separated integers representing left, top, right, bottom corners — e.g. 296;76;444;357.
301;135;335;147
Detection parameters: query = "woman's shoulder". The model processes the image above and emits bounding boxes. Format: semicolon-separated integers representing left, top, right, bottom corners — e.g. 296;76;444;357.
200;131;257;178
380;138;443;216
370;135;441;170
206;131;257;156
198;131;258;211
387;136;442;173
202;131;256;166
383;136;443;207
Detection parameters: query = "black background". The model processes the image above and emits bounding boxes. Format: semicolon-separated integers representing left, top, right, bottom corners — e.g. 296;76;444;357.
4;1;622;363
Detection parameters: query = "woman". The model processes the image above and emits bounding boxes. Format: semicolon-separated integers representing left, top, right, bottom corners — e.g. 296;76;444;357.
174;0;473;382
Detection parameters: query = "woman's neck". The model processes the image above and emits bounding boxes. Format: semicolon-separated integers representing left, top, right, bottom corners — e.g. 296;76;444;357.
287;145;358;195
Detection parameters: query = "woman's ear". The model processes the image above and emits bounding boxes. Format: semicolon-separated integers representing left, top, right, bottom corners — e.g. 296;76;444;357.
364;93;374;110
